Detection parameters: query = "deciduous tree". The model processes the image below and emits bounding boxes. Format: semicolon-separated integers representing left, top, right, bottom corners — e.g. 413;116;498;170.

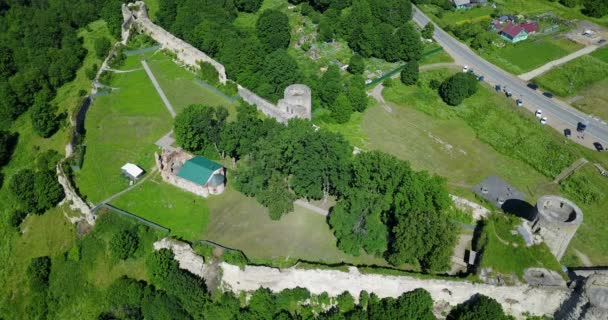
256;10;291;51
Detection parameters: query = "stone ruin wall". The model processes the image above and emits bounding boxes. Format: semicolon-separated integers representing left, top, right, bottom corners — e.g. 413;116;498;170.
155;151;212;198
237;85;292;123
125;1;311;123
126;1;227;84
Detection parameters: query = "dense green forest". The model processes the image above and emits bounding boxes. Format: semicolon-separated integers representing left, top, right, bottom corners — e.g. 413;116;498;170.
155;0;423;122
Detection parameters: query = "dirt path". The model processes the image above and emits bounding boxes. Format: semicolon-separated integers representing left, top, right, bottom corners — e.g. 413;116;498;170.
141;60;177;118
518;45;601;81
553;158;588;183
94;167;158;208
294;199;328;216
574;249;593;267
104;68;143;73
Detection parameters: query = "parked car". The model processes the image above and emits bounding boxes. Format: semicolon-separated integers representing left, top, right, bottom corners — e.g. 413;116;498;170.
540;117;548;125
495;85;502;92
577;121;588;132
527;83;538;90
594;142;604;152
478;76;485;81
599;39;606;44
543;92;554;98
535;110;543;118
505;91;513;98
463;65;469;72
516;99;523;107
564;128;571;137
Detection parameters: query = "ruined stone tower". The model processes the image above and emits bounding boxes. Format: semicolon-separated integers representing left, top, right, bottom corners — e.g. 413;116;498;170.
530;195;583;261
278;84;312;121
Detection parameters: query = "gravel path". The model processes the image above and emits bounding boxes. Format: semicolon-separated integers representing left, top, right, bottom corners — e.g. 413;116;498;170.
518;45;601;81
141;60;177;118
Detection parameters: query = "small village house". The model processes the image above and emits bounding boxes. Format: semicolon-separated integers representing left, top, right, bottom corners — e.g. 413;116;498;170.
156;150;226;198
499;23;529;43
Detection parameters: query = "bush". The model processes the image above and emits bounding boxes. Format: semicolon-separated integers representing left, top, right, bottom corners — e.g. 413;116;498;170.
0;130;17;166
85;64;98;80
8;210;27;229
27;256;51;291
31;101;59;138
383;78;394;87
9;169;63;214
347;54;365;75
235;0;263;13
223;250;248;269
439;72;478;106
429;79;441;90
336;291;355;313
560;172;605;205
94;37;112;59
198;62;220;86
110;229;139;260
400;60;419;86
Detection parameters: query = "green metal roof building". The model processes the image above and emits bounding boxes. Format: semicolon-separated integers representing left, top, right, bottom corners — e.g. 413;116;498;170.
177;156;224;186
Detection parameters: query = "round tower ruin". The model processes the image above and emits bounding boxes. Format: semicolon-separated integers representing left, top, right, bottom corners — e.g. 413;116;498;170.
531;195;583;261
278;84;312;120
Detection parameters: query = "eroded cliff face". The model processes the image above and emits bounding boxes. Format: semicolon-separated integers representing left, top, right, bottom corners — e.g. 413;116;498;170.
154;238;572;319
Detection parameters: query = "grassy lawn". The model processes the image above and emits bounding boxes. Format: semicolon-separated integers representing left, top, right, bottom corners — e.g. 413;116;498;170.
572;79;608;121
204;186;388;266
560;166;608;266
146;55;239;115
438;6;495;25
591;46;608;63
111;173;210;241
482;36;583;75
74;68;173;204
478;215;562;279
533;54;608;97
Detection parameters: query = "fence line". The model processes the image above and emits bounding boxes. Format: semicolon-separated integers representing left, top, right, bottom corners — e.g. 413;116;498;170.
366;47;444;87
95;203;171;235
124;44;161;56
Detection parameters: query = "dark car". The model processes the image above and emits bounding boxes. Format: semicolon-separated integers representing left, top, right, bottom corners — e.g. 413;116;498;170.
543;92;554;98
594;142;604;152
478;76;485;81
564;129;571;137
599;39;606;44
577;122;588;132
527;83;539;90
495;85;502;92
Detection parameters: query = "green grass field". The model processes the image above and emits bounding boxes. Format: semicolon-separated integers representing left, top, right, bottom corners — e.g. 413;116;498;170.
533;54;608;97
146;56;239;114
483;37;583;75
591;46;608;63
572;79;608;121
74;67;173;203
478;215;563;279
203;186;388;266
111;173;210;241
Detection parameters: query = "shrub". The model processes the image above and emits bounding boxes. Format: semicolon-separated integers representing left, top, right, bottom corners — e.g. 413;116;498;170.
94;37;112;59
439;72;478;106
8;210;27;229
429;79;441;90
560;173;605;205
400;60;419;86
198;62;220;86
383;78;394;87
347;54;365;75
223;250;248;269
336;291;355;313
110;229;139;260
27;256;51;291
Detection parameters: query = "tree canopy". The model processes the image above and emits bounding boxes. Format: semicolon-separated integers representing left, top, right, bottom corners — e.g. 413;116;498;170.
256;10;292;52
174;104;228;152
439;72;479;106
448;295;514;320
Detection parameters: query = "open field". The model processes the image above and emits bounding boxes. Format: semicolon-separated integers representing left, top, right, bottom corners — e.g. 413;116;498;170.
482;37;583;75
74;67;172;203
572;79;608;121
146;55;239;115
533;54;608;97
204;186;388;266
111;173;210;241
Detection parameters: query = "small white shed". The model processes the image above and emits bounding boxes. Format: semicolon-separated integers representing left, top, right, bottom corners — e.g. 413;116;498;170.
121;163;144;180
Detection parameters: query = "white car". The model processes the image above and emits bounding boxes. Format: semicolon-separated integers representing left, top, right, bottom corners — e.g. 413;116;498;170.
540;117;548;125
463;65;469;72
535;110;542;118
516;99;523;107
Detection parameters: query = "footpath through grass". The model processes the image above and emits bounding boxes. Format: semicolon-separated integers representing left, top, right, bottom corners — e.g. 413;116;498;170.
482;37;583;75
74;67;173;203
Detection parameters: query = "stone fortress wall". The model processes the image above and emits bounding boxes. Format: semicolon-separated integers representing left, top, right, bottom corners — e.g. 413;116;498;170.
124;1;311;123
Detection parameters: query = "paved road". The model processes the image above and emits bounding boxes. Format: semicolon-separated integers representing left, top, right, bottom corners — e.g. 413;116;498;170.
519;45;600;80
412;7;608;146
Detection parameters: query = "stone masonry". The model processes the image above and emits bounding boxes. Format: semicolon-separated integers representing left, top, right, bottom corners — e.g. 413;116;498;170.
124;1;227;84
123;1;312;123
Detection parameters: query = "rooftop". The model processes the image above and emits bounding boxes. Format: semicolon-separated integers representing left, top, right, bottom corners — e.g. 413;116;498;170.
501;23;526;38
177;156;223;186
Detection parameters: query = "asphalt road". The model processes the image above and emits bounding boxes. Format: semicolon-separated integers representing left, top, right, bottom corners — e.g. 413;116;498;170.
412;7;608;145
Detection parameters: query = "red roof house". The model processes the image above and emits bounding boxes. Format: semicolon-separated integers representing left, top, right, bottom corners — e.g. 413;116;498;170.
500;23;529;43
520;22;538;34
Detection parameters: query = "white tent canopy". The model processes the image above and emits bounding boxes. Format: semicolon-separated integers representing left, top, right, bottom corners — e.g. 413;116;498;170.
121;163;144;179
